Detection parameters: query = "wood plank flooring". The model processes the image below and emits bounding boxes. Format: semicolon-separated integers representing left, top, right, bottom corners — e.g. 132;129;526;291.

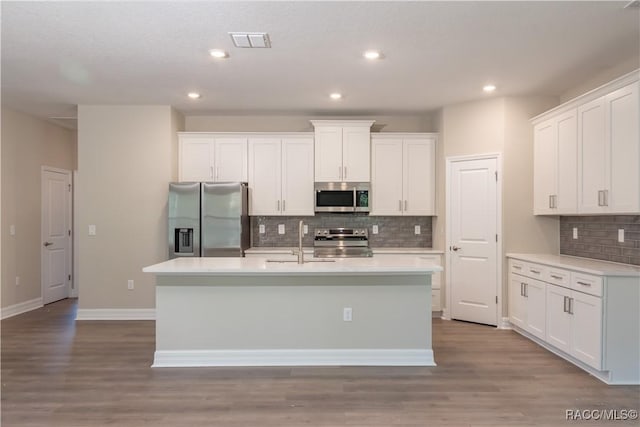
1;299;638;426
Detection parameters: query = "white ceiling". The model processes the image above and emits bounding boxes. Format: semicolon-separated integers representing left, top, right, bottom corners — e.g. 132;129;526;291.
1;1;639;126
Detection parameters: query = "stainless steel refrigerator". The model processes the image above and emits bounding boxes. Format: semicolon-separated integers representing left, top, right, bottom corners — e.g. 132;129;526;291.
168;182;250;258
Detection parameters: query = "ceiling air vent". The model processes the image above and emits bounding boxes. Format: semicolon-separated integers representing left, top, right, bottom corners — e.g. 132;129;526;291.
229;32;271;48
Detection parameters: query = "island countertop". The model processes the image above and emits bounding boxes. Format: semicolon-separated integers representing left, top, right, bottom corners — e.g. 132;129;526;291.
143;256;443;276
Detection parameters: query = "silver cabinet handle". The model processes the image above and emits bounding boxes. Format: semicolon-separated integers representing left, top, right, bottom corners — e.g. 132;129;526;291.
282;200;286;212
550;274;563;280
568;297;574;315
513;265;522;270
277;200;280;211
520;283;525;297
216;166;220;180
344;166;347;179
549;195;554;208
603;189;608;206
404;200;408;211
563;296;569;313
44;242;53;247
576;281;591;287
451;246;461;252
339;166;343;180
210;166;214;179
399;200;402;211
524;283;528;298
530;269;541;274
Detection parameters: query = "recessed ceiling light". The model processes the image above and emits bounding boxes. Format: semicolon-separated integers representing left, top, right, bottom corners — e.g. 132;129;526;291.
209;49;228;58
330;93;342;100
364;50;382;60
187;92;201;99
483;84;497;93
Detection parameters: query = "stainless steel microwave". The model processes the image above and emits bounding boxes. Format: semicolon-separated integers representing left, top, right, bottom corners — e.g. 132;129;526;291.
314;182;370;213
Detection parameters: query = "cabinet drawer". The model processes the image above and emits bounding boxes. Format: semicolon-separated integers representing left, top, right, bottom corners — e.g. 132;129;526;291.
510;259;526;275
546;267;570;287
525;263;547;280
571;272;603;297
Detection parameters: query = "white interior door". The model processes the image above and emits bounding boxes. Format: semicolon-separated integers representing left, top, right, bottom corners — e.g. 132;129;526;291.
41;167;72;305
448;157;499;326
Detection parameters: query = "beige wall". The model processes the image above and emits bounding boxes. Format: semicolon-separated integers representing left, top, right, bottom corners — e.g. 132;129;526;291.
77;106;183;310
186;114;434;133
1;108;76;309
435;96;560;317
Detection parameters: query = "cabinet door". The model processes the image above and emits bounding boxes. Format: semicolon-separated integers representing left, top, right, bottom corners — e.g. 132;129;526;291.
370;138;403;215
215;138;248;182
606;82;639;213
556;111;578;213
509;275;526;329
571;291;602;369
533;119;557;214
403;138;435;215
248;138;282;215
179;135;214;182
314;126;343;182
281;138;314;216
525;278;546;340
546;284;572;354
342;126;371;182
578;97;607;213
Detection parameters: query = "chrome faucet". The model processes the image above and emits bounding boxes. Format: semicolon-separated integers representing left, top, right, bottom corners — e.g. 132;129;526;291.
297;220;304;264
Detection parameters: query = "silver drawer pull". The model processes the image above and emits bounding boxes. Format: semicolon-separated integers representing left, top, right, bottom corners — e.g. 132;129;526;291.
550;274;563;280
530;269;541;274
513;265;522;270
576;281;592;287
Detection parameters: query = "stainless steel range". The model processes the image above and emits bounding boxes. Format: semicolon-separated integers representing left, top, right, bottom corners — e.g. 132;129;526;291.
313;228;372;258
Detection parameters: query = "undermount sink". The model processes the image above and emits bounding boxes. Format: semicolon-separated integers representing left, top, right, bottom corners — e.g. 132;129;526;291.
265;259;336;263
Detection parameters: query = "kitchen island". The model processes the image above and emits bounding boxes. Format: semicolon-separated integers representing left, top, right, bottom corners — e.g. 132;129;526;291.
143;256;442;367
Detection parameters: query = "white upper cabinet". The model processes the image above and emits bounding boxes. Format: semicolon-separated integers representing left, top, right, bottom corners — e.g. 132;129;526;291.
578;82;639;214
248;136;314;216
533;110;577;215
179;133;247;182
312;120;374;182
531;72;639;215
371;134;436;216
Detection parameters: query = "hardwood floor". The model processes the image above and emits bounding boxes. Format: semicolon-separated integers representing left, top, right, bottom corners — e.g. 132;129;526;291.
1;299;638;426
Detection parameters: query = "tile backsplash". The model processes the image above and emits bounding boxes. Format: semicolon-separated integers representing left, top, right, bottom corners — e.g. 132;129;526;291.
560;216;640;266
251;214;432;248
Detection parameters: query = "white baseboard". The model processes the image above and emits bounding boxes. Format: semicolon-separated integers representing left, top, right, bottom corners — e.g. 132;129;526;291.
441;307;451;320
76;308;155;320
1;297;43;320
152;348;436;368
498;317;512;329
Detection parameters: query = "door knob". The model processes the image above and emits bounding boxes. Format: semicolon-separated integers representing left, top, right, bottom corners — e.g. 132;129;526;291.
451;245;461;251
43;242;53;247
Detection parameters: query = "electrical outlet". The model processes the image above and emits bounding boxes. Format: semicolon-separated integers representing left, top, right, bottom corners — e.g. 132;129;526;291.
9;225;15;236
15;276;20;286
618;229;625;243
414;225;421;235
372;225;379;234
259;224;265;234
343;307;353;322
278;224;285;235
127;279;134;290
303;224;308;235
573;227;578;239
88;225;97;236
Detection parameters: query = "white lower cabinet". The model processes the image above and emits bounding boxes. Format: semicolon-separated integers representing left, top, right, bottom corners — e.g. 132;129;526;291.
508;255;638;384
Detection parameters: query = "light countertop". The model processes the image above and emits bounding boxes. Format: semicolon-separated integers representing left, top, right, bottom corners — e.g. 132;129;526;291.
507;253;640;277
143;256;443;276
245;247;443;255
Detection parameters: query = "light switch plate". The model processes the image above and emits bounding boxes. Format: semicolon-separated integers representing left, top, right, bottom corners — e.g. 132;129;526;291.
573;227;578;239
414;225;421;235
259;224;265;234
343;307;353;322
372;225;379;234
9;225;15;236
303;225;309;235
278;224;285;235
88;225;97;236
618;229;625;243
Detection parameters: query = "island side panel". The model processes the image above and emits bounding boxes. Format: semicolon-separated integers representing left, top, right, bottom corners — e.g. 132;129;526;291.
154;274;432;365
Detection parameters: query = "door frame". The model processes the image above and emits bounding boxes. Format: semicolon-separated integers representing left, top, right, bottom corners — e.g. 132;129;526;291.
444;153;503;327
41;166;73;302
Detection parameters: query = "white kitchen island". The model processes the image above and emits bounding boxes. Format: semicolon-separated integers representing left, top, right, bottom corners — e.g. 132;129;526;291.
143;256;442;368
